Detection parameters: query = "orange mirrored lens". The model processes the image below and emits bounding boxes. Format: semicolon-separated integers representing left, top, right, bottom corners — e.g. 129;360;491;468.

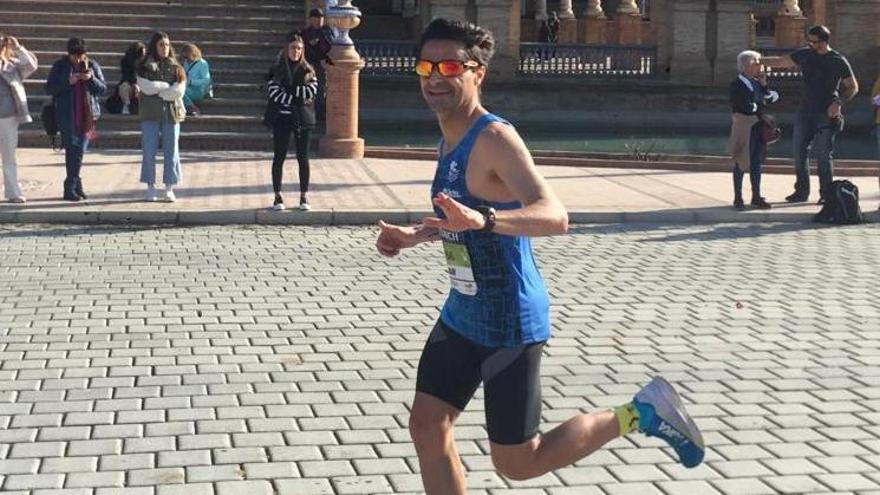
415;59;471;77
437;61;466;76
415;60;434;77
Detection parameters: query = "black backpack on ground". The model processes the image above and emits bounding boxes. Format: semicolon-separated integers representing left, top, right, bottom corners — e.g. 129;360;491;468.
813;180;864;225
40;101;60;150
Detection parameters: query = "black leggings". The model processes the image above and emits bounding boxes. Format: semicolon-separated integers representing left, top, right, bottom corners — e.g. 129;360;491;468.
271;118;310;195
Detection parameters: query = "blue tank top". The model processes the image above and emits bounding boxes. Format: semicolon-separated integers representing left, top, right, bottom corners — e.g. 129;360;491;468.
430;113;551;347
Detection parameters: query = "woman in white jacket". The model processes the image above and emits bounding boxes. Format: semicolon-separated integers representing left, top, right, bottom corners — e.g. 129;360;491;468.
0;34;38;203
136;32;186;202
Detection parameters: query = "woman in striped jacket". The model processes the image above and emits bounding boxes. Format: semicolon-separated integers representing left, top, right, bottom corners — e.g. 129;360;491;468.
263;31;318;211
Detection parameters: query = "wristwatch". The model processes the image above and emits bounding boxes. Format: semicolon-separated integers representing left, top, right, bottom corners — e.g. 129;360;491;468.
474;206;496;233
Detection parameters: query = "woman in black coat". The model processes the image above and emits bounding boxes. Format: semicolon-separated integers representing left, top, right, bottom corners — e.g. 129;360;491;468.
727;50;779;210
263;31;318;211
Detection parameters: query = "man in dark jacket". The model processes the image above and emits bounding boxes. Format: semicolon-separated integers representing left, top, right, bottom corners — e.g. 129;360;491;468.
45;38;107;201
302;8;334;122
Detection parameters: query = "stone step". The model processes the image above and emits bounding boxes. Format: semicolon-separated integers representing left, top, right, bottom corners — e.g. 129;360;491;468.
32;65;271;85
20;37;286;58
27;94;266;115
6;23;296;44
24;79;265;100
3;11;298;30
29;50;277;70
8;0;300;16
18;129;279;151
24;112;266;133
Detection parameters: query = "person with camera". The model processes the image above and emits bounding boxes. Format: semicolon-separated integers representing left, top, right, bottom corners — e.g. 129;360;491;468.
45;38;107;201
762;25;858;205
728;50;780;210
0;33;38;203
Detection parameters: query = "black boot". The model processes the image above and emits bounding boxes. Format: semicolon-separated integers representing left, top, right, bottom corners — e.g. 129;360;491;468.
732;167;745;211
62;178;81;201
74;177;87;200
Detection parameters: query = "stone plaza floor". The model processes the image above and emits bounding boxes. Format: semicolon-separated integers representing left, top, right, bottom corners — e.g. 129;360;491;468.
0;223;879;494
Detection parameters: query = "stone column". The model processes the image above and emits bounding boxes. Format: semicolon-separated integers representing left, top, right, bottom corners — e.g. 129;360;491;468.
557;0;578;43
833;0;880;88
474;0;521;81
670;0;713;84
582;0;608;44
534;0;548;20
617;1;642;45
425;0;469;22
319;2;366;159
775;0;807;47
715;0;754;83
812;0;828;25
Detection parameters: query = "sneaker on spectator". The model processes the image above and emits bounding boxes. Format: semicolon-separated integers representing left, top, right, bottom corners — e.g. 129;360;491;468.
145;184;158;202
273;194;285;211
164;187;176;203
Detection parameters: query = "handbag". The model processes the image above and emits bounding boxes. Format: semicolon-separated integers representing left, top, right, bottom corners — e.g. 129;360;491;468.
759;113;781;145
40;101;61;150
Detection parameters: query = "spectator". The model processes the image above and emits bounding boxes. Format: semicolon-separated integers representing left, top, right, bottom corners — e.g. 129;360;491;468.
118;42;146;115
728;50;779;210
538;11;560;43
45;37;107;201
763;25;858;204
0;34;37;203
873;74;879;210
181;43;212;116
136;31;186;202
263;31;317;211
302;8;334;122
873;74;880;158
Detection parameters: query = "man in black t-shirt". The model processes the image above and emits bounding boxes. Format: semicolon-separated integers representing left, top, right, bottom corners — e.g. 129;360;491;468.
764;25;859;203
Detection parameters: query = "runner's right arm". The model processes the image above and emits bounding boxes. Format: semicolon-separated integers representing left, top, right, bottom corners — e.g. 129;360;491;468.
376;221;439;257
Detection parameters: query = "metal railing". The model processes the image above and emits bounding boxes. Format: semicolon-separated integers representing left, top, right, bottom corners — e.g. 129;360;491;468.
355;40;418;76
519;43;658;78
758;46;802;79
354;40;659;79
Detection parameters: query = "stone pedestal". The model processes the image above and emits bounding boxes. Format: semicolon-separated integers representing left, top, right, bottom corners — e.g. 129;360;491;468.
582;16;609;44
320;46;366;158
833;0;880;88
558;18;578;43
425;0;469;22
716;0;754;83
616;13;642;44
319;3;366;159
670;0;712;85
774;14;807;47
475;0;521;81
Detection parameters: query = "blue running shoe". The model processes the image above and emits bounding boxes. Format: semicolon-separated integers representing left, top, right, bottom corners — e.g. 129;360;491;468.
632;376;705;468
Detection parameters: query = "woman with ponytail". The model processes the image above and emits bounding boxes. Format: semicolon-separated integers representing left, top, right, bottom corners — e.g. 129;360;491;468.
263;31;318;211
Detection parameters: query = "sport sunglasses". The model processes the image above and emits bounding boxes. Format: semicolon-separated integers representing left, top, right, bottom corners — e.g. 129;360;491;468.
415;59;481;78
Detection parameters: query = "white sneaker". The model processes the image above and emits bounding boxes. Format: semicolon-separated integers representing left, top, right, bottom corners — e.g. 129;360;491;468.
9;196;26;204
299;196;310;211
122;105;130;115
145;185;158;202
164;187;176;203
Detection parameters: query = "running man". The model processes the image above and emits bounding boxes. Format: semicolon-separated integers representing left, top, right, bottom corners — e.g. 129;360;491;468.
375;18;705;494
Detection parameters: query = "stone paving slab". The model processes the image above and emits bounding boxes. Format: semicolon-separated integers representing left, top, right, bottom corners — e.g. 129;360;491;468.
0;222;879;494
2;149;878;225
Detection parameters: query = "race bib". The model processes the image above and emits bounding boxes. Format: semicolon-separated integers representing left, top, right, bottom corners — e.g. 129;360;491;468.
442;240;477;296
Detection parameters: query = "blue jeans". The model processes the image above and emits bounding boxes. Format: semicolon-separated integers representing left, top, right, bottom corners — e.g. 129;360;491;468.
792;109;838;200
61;131;88;181
140;118;181;185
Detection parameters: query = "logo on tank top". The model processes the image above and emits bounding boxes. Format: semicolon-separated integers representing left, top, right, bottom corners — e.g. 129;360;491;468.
448;160;460;183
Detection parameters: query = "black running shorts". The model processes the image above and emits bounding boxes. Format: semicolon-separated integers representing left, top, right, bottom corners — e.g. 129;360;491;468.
415;319;545;445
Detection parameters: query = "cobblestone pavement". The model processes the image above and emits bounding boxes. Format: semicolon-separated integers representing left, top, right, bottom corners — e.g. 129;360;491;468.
1;223;879;495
